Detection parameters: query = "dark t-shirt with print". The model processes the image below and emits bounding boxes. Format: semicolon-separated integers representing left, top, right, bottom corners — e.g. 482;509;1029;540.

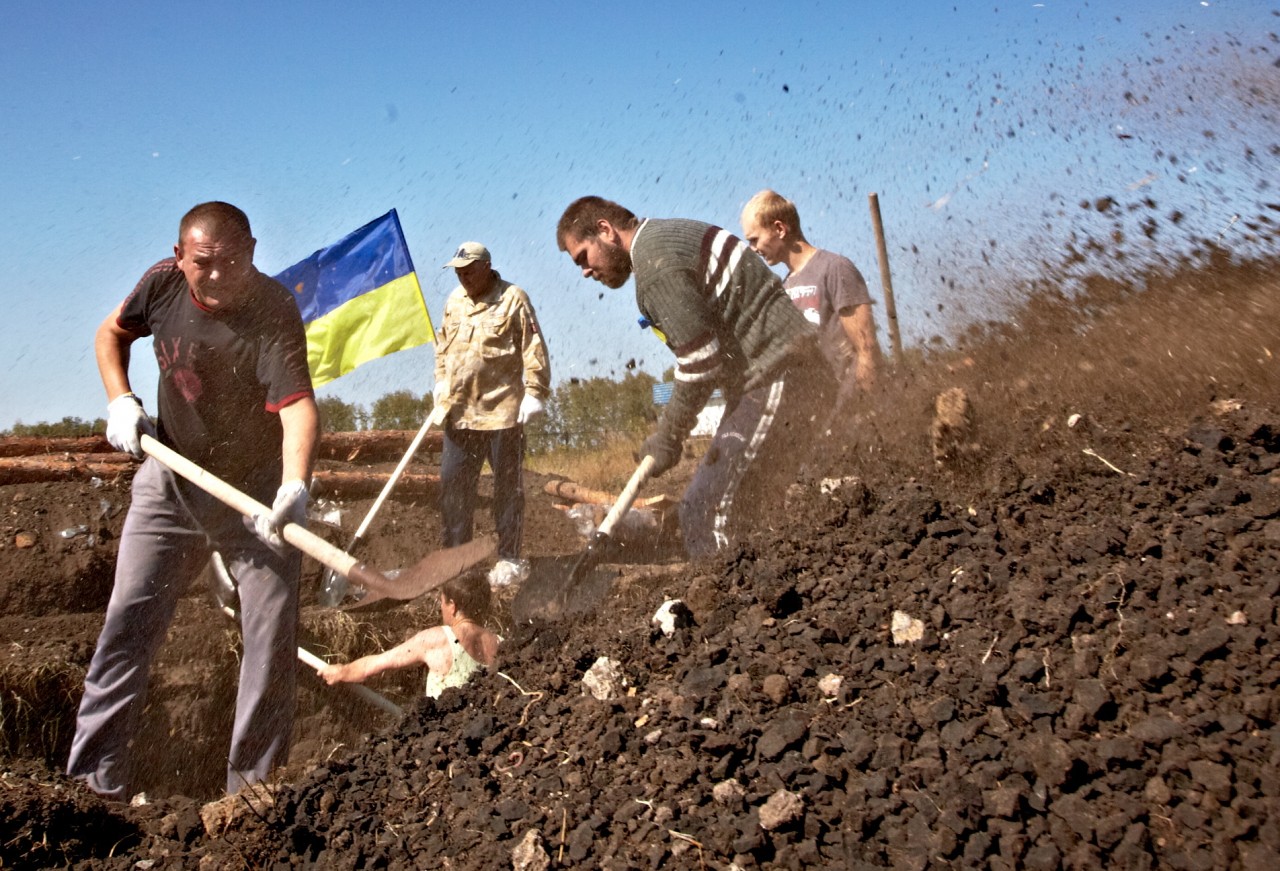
117;259;313;486
783;248;873;378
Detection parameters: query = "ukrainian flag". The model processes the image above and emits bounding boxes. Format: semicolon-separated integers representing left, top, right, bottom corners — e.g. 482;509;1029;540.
275;209;435;386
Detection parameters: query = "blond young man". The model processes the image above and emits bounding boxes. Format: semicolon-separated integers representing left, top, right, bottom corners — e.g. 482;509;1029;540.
741;190;881;401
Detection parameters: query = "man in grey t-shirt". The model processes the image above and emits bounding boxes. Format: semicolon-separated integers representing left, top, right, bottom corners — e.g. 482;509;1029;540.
741;190;881;403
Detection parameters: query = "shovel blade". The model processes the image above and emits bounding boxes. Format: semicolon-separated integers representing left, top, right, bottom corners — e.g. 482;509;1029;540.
566;532;610;589
348;535;497;607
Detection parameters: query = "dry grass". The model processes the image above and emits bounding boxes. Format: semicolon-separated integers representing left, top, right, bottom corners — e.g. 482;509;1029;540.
301;608;402;662
0;660;84;763
526;433;650;493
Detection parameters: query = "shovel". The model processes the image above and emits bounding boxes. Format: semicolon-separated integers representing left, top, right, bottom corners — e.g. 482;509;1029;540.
208;551;405;719
318;402;450;607
556;455;657;605
140;434;494;603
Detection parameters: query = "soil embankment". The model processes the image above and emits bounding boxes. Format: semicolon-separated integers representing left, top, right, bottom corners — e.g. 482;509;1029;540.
3;254;1280;868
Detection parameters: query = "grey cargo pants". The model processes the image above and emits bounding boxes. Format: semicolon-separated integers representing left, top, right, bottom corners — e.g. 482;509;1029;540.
67;458;300;799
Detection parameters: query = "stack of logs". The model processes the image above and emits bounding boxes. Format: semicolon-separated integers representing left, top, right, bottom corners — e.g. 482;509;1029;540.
0;432;445;499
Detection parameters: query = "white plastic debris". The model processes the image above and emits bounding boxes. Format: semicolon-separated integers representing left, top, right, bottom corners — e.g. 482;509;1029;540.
1067;413;1082;428
488;559;530;588
652;599;693;636
820;476;860;495
306;498;343;529
891;611;926;645
567;502;660;544
582;656;625;700
818;673;843;698
1227;610;1248;625
566;503;599;538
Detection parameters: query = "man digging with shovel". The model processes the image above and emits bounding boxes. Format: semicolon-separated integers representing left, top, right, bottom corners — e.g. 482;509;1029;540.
68;202;320;800
557;197;836;558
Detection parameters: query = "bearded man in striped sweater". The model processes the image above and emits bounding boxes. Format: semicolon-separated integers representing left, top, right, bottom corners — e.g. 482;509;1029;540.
557;196;836;557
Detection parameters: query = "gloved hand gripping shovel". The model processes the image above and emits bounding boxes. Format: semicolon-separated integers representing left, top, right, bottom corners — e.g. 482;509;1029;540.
139;434;494;605
556;455;656;607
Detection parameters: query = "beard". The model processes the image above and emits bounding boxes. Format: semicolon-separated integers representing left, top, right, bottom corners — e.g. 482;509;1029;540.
596;240;633;288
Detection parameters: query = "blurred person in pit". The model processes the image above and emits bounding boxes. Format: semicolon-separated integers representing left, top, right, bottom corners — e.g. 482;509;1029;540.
556;196;835;558
317;570;499;697
68;201;319;800
740;189;881;416
434;241;550;588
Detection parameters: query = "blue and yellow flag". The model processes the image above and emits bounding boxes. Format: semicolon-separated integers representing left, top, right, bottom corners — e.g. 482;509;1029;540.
275;209;435;387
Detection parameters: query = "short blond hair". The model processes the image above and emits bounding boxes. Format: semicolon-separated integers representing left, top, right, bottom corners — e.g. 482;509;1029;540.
742;189;805;240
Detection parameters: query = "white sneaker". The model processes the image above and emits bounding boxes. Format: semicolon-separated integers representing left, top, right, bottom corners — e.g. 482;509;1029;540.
488;559;530;588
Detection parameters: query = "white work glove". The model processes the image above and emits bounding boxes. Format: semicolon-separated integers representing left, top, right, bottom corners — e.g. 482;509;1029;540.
517;394;544;425
253;479;309;547
106;393;157;459
430;380;451;425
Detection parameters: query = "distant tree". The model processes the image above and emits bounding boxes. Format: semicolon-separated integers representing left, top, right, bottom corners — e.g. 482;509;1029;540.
368;390;430;430
316;396;362;433
3;416;104;438
530;371;656;453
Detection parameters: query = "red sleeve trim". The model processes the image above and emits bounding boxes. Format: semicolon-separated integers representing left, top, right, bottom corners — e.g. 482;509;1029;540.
265;388;315;414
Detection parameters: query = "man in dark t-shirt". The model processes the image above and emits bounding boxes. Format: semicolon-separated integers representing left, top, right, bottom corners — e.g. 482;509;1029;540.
67;202;319;800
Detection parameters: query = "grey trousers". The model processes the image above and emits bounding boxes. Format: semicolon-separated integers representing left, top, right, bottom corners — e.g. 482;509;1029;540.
67;458;300;799
681;353;836;557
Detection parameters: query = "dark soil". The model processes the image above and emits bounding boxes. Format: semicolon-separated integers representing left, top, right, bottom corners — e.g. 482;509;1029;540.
3;253;1280;869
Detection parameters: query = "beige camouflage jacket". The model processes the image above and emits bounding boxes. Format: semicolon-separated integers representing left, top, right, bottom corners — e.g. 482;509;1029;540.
434;273;550;430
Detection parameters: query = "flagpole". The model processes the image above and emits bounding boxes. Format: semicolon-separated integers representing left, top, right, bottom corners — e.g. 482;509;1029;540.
318;403;446;606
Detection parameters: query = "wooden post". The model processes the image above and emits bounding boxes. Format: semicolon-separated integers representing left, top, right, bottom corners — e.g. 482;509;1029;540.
868;192;903;363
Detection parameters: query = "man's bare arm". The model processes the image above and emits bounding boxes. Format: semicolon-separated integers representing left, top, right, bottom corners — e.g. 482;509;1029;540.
95;304;141;401
839;304;882;393
278;396;320;485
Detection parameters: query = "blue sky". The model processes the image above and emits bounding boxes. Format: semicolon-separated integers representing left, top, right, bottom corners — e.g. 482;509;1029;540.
1;0;1274;428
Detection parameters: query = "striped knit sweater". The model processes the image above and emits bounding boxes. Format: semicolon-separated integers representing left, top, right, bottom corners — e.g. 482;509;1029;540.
631;218;817;443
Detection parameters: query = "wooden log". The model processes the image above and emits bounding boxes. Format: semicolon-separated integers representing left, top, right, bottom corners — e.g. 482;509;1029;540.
311;470;441;499
0;436;117;457
317;430;443;463
0;431;443;464
543;478;616;506
544;477;675;511
0;453;440;499
0;454;135;485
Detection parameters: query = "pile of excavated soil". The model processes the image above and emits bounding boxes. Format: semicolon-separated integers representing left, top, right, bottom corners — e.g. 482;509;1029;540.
2;253;1280;869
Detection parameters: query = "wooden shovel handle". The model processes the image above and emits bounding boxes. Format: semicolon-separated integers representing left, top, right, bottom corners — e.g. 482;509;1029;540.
140;434;391;594
597;455;657;539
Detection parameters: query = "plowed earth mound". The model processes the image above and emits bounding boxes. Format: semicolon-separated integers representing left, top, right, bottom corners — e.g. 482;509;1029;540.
3;254;1280;869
